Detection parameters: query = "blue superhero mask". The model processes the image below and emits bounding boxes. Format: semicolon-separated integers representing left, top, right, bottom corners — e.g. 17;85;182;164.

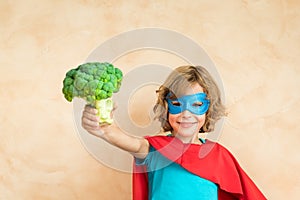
166;93;210;115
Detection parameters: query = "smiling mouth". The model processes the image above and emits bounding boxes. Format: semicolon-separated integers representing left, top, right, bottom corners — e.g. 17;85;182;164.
178;122;197;128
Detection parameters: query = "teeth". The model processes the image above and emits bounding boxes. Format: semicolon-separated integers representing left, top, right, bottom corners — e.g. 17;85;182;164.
178;122;195;128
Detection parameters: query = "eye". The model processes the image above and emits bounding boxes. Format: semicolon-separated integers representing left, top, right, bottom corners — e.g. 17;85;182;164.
192;102;203;107
171;101;181;106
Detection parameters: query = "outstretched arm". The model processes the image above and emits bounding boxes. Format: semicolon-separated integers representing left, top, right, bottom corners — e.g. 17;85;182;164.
81;105;149;159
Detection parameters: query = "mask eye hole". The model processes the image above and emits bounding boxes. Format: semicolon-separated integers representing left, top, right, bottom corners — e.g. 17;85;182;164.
192;102;203;107
171;101;181;106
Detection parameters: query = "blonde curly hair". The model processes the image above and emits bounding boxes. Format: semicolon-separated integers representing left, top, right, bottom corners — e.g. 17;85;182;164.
153;65;226;133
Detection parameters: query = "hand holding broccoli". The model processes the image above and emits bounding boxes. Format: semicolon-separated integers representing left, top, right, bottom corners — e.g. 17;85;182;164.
62;62;123;124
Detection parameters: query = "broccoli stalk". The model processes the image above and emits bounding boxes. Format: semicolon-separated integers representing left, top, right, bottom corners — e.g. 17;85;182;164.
95;98;114;124
62;62;123;124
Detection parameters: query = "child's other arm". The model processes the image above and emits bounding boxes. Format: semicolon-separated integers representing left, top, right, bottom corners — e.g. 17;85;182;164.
81;105;149;159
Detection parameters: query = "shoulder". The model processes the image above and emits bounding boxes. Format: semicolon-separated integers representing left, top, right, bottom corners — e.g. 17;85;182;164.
202;140;239;162
206;140;233;153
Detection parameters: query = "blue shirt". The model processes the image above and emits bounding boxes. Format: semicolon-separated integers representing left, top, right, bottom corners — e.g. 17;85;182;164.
136;146;218;200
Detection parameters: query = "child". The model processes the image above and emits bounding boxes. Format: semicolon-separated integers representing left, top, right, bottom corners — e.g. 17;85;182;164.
81;65;266;200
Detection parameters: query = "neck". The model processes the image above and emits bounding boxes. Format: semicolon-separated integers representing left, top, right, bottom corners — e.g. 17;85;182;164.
172;133;202;145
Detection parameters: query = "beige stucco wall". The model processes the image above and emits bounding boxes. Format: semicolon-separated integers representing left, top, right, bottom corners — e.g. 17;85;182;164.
1;0;300;199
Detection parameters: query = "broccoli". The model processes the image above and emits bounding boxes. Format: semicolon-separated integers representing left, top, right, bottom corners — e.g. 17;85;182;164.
62;62;123;124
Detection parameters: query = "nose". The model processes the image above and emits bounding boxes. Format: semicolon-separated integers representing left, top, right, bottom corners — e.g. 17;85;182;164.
181;110;192;118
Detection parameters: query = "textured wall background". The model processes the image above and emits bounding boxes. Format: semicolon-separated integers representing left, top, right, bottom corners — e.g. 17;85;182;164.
1;0;300;199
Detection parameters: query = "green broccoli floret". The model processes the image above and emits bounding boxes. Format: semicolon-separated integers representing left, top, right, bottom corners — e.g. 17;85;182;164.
62;62;123;124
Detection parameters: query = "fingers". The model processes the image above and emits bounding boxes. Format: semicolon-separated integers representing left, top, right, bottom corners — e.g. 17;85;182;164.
82;105;99;130
82;117;98;130
110;102;118;118
84;105;98;115
81;104;118;137
112;102;118;112
83;109;98;122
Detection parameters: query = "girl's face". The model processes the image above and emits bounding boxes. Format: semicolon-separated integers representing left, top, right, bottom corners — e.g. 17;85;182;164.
168;83;206;144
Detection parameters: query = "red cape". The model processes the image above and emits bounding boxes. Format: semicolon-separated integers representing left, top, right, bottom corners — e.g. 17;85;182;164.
133;136;266;200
